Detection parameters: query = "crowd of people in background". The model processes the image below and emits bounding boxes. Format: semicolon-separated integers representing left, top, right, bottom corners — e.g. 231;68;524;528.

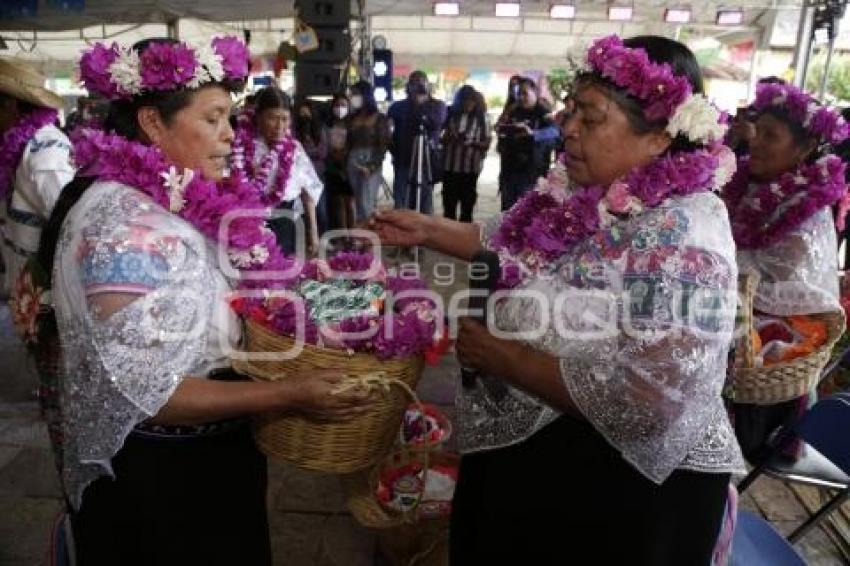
207;69;572;251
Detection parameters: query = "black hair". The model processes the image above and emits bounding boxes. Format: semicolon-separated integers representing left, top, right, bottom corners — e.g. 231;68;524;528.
350;80;378;116
505;74;523;108
576;35;704;153
327;92;350;127
293;99;322;145
450;85;486;131
39;37;243;288
0;92;39;116
253;86;292;118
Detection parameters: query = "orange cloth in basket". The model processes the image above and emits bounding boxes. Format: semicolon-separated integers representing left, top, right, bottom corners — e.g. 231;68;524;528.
756;315;828;365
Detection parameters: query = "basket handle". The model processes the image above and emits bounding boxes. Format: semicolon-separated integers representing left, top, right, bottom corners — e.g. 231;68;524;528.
736;271;759;369
334;372;438;523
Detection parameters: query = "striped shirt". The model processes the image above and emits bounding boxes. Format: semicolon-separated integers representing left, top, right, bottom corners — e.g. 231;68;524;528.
443;113;492;174
1;124;74;295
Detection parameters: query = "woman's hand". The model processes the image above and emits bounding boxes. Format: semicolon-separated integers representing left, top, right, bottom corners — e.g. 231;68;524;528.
284;370;375;422
369;209;432;247
455;318;521;380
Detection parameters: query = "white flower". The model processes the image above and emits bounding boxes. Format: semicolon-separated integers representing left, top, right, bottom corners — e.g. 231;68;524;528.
108;46;142;95
666;94;727;144
250;244;269;265
597;199;616;228
711;145;737;191
189;42;225;88
229;250;253;268
160;166;194;213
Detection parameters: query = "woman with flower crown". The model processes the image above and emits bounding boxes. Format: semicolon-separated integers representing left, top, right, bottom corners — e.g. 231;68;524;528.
38;37;372;565
231;86;325;256
722;81;848;462
372;36;744;563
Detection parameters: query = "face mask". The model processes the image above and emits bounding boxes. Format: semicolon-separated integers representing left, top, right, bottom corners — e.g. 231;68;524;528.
350;95;363;110
333;106;349;119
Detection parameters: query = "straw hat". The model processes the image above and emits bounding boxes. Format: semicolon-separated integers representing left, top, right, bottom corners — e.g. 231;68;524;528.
0;58;63;110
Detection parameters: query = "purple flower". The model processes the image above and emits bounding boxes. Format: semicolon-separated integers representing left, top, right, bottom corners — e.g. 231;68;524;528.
212;36;250;80
0;108;58;201
139;42;198;91
752;82;849;145
79;43;120;99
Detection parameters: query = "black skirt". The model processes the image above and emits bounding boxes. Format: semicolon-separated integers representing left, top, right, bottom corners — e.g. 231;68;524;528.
450;416;730;565
70;421;271;566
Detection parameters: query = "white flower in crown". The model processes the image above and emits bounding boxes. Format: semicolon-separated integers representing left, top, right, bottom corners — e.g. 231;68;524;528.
188;42;225;88
108;46;142;95
666;94;727;144
160;166;194;213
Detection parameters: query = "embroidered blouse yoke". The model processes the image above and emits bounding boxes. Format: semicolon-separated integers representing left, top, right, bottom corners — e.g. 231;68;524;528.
460;191;745;484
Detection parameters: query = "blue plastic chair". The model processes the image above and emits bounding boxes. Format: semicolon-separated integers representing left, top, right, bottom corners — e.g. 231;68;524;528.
730;509;806;566
737;392;850;543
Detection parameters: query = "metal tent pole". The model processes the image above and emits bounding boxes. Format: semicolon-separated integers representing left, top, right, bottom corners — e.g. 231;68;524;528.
792;2;815;88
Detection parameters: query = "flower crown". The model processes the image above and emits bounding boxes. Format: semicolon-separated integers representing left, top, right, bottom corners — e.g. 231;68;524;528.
79;36;249;100
751;82;849;145
570;35;727;145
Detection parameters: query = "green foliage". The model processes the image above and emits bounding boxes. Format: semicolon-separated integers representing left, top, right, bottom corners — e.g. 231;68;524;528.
805;54;850;102
487;94;505;110
546;68;572;100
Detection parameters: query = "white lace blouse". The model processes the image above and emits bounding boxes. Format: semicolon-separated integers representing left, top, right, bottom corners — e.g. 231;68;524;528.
53;181;240;509
736;207;841;316
459;191;746;484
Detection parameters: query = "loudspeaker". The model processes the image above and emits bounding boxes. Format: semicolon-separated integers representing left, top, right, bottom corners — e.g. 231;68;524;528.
296;63;342;96
297;27;351;63
297;0;351;27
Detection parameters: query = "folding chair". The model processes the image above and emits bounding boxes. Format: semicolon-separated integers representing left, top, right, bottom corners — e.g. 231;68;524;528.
737;392;850;543
730;509;806;566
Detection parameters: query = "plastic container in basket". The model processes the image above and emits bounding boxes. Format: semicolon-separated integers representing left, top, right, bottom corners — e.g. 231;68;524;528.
232;318;424;473
729;272;846;404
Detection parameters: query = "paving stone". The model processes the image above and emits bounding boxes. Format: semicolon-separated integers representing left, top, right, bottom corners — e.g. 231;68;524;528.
0;496;62;564
0;445;22;471
315;515;376;566
269;512;325;565
0;447;62;499
747;475;810;522
271;462;350;514
0;417;51;450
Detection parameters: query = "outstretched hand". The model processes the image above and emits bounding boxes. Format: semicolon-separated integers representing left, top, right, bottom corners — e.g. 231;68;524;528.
368;209;431;248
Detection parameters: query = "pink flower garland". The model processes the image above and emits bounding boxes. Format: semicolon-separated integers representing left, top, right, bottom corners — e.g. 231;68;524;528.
231;120;298;205
722;155;848;249
0;108;58;200
491;145;730;288
70;127;297;286
584;35;691;122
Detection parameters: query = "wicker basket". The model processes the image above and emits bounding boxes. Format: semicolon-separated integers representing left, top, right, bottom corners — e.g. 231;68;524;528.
232;319;424;473
729;272;846;404
341;448;459;529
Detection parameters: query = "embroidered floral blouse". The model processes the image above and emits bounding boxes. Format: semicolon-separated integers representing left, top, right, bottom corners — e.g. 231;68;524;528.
735;204;840;317
461;191;746;484
53;180;240;509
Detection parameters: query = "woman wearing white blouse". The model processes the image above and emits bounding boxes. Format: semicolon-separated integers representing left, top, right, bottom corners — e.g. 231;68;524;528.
372;35;744;564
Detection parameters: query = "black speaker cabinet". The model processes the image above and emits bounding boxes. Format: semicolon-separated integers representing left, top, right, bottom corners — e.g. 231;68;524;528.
298;27;351;63
295;63;342;96
297;0;351;27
